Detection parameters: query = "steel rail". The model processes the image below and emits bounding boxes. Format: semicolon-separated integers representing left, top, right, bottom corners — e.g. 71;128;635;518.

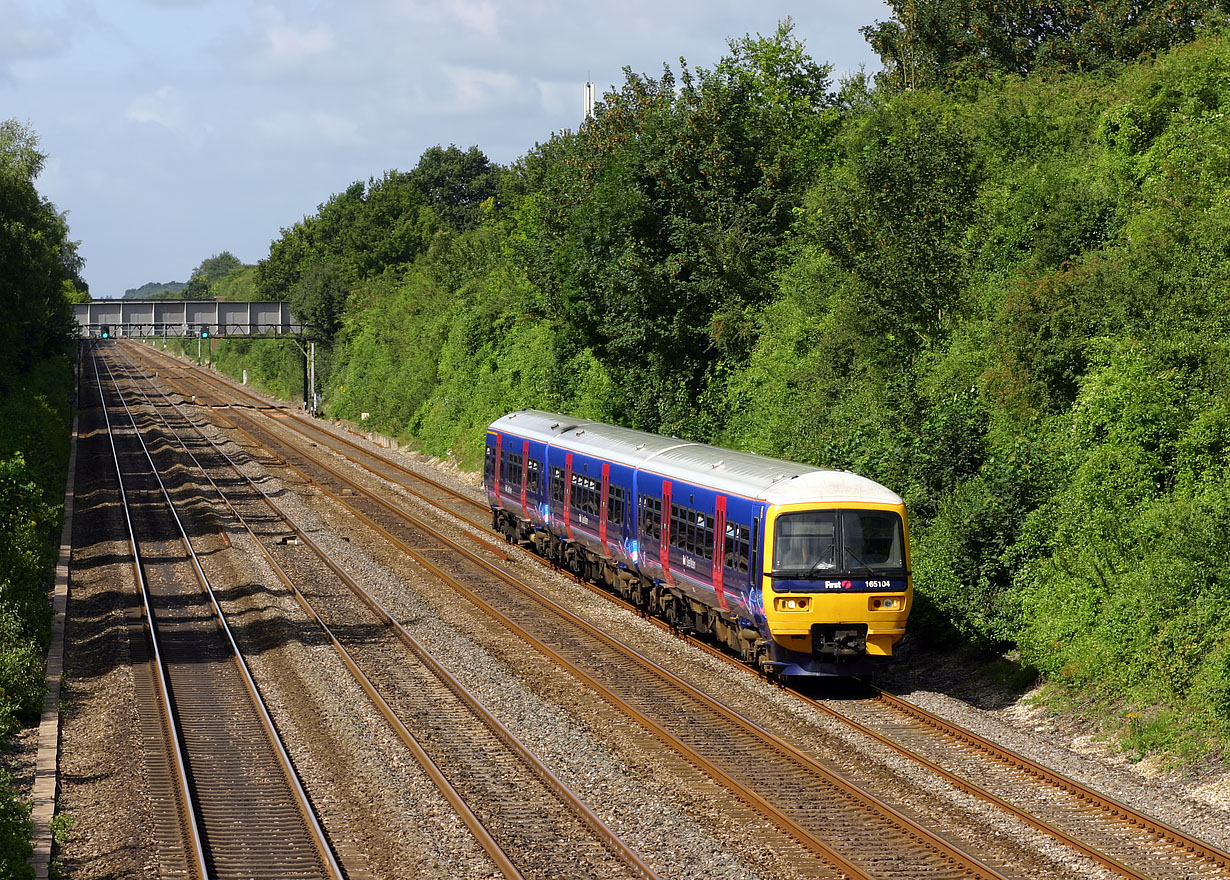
153;375;1006;880
97;353;344;880
132;343;490;515
118;350;659;880
91;356;210;880
871;687;1230;874
132;343;1230;879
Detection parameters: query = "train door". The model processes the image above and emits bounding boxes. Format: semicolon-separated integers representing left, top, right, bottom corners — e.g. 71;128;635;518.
519;440;530;516
599;463;610;554
660;480;673;585
494;432;503;503
713;495;729;612
563;452;574;540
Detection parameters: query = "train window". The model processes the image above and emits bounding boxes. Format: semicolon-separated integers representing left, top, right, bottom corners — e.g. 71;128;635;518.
665;505;713;559
550;467;565;505
639;495;662;540
484;446;494;480
752;518;759;572
772;510;904;574
774;511;837;572
571;474;600;518
502;451;523;494
607;485;626;526
724;523;750;573
840;511;905;571
526;459;542;495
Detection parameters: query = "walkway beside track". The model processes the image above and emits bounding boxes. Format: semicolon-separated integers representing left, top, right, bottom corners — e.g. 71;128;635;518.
29;416;77;879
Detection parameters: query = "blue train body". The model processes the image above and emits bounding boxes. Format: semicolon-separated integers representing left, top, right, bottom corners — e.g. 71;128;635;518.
485;411;912;677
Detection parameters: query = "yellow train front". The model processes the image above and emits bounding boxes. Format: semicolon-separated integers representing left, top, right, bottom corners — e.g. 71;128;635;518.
757;475;912;676
485;411;912;678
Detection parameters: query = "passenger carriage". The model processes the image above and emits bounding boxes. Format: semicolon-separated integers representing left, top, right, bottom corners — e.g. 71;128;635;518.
485;410;911;677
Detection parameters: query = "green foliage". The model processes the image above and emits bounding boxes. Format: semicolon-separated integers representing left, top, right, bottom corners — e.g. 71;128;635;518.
290;263;349;343
407;145;500;229
0;120;85;383
209;264;258;301
122;281;186;299
182;274;209;299
0;120;78;868
506;21;838;432
0;374;67;735
811;89;980;350
255;169;444;303
863;0;1230;90
194;251;243;282
230;26;1230;762
0;768;32;880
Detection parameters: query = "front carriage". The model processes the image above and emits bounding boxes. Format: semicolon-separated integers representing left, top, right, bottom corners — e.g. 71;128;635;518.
485;410;912;677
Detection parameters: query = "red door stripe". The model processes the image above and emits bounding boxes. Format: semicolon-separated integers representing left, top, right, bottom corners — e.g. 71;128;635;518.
564;453;574;540
495;433;503;503
599;463;610;553
713;495;729;612
520;440;529;515
660;481;673;585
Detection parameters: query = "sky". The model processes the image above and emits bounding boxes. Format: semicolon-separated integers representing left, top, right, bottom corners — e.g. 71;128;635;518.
2;0;891;299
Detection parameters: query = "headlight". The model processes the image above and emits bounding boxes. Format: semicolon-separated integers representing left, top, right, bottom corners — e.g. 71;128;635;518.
774;597;811;612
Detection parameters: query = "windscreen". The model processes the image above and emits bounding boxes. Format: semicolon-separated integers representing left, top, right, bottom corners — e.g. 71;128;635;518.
773;510;905;575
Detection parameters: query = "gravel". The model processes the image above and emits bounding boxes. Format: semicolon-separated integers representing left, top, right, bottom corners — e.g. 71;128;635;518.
35;348;1230;880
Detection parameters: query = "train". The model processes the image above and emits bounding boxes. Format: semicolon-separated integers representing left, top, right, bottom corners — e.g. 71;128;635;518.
485;410;912;677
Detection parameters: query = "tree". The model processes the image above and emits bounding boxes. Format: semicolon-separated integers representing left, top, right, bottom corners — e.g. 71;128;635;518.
194;251;243;283
290;262;349;343
256;172;436;301
182;274;210;299
863;0;1230;89
0;120;84;381
408;145;500;229
508;21;840;430
811;91;980;349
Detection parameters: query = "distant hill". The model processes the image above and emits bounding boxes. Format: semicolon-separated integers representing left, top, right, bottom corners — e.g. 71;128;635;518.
123;281;187;299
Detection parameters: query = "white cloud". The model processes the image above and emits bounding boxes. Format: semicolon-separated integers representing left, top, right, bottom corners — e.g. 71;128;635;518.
367;0;500;39
239;5;336;76
125;84;215;145
0;0;76;77
437;65;524;114
252;110;363;148
126;84;185;130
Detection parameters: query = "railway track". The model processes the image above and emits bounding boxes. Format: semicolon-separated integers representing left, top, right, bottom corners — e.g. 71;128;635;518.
125;346;1023;879
90;352;342;880
127;342;1230;878
104;347;659;880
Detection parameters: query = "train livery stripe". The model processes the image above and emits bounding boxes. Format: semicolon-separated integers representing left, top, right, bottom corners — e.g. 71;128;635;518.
520;440;529;516
495;432;503;503
599;463;610;554
660;480;673;585
713;495;729;612
564;452;574;541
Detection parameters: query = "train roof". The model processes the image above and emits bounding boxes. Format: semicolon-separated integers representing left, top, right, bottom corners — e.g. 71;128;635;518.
489;410;903;507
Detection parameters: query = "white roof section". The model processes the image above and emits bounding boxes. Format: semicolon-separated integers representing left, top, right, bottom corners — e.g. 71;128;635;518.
490;410;903;507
